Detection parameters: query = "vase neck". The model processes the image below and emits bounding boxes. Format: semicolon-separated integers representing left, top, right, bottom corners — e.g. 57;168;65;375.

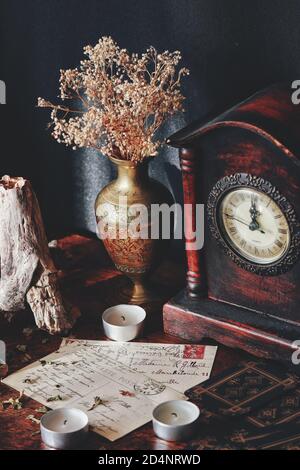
114;161;150;190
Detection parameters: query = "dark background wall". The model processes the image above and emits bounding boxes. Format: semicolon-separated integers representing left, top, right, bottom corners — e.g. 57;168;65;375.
0;0;300;240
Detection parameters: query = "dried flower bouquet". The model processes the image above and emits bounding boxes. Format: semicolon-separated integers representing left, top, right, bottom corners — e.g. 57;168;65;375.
38;36;189;162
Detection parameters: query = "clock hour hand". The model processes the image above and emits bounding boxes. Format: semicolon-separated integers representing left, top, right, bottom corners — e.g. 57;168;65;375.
225;213;266;234
249;195;263;232
250;195;259;218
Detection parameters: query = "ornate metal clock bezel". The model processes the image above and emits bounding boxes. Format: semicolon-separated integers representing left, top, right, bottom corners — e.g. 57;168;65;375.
207;173;300;275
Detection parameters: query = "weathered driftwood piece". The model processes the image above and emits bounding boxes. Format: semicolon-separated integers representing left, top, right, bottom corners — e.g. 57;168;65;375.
0;175;80;333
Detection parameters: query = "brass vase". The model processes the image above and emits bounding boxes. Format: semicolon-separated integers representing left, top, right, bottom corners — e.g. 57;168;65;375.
95;156;173;304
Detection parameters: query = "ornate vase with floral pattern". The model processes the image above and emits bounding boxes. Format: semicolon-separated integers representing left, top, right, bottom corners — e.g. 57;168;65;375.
95;156;173;304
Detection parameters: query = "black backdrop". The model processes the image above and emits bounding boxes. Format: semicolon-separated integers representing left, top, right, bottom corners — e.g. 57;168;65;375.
0;0;300;240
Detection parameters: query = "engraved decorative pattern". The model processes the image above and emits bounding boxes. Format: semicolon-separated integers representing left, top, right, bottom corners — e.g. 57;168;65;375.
207;173;300;275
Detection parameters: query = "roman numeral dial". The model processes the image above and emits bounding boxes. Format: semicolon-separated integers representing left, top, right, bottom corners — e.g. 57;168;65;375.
219;188;290;265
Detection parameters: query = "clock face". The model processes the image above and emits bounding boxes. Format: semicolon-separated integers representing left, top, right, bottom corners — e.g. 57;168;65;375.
207;174;300;275
219;188;290;265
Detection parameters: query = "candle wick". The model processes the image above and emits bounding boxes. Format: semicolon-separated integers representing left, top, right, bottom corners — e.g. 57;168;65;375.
63;419;68;425
121;315;126;321
171;412;178;418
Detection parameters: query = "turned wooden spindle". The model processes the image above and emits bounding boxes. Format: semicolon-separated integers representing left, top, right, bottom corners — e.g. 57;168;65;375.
179;148;207;298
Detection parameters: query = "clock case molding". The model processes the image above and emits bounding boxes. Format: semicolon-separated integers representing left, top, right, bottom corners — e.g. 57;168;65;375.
163;83;300;364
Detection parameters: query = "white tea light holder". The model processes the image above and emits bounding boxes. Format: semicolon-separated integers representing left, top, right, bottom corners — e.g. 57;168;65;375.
102;304;146;342
152;400;200;441
40;408;89;449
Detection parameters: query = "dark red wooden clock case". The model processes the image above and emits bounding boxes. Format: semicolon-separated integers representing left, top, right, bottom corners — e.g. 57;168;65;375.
163;83;300;364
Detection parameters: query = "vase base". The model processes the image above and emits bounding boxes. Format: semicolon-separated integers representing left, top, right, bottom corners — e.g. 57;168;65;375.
120;281;160;305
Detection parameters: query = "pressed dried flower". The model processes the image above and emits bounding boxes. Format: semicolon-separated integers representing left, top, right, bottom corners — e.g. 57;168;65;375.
2;391;24;410
46;394;63;402
38;37;189;163
27;414;40;424
35;406;49;414
40;359;51;366
40;360;66;366
23;377;36;384
88;396;105;411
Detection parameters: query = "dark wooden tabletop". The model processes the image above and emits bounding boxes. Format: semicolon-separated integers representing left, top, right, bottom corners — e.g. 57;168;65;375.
0;234;251;450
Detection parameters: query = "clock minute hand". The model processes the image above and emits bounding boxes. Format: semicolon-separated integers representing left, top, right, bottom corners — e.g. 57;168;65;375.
225;213;249;227
225;213;266;234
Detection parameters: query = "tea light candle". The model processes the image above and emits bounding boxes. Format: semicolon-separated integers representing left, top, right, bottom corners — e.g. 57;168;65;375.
102;304;146;342
152;400;200;441
40;408;89;449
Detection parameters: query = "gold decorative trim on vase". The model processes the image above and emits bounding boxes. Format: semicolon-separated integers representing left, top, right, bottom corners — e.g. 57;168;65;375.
95;156;173;304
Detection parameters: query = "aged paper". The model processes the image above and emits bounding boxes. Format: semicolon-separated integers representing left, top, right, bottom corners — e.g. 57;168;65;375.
60;339;217;392
2;344;185;441
3;340;217;441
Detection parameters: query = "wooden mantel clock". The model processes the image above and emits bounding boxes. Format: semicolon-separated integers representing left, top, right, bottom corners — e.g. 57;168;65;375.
163;83;300;364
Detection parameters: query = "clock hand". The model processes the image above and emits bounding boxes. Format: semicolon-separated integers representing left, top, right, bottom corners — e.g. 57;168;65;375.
225;213;266;234
249;195;264;232
225;213;249;227
250;195;259;218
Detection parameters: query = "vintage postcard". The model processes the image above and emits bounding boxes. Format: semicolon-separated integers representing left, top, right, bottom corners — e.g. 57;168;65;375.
59;339;217;392
2;343;186;441
3;340;216;440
